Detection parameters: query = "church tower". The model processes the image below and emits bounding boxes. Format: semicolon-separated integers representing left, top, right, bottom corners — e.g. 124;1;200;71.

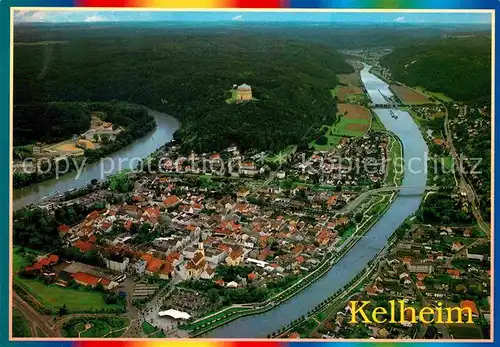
197;235;204;256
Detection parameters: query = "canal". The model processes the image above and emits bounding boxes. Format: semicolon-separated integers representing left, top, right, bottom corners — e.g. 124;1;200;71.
13;108;179;210
205;63;428;338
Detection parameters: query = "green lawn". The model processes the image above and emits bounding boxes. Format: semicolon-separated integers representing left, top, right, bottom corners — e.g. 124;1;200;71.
386;135;404;185
310;114;369;150
13;246;41;273
142;321;157;335
415;86;454;102
185;307;252;332
13;252;30;273
330;116;369;137
225;89;238;104
365;195;392;216
265;145;297;163
15;276;124;312
442;156;453;171
370;111;386;132
344;93;369;105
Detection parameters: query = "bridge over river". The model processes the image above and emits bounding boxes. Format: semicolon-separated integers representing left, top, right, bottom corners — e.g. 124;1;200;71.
205;62;429;338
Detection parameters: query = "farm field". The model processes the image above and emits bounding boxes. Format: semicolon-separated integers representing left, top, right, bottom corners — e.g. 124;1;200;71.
391;84;433;105
334;104;371;136
15;276;124;312
332;86;366;103
310;104;371;150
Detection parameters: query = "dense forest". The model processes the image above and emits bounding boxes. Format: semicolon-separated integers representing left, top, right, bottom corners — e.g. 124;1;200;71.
380;36;491;104
14;25;353;153
14;103;91;146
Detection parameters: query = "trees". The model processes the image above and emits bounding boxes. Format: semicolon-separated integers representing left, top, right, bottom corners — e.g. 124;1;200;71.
13;208;62;251
380;36;491;103
108;171;133;193
15;28;353;154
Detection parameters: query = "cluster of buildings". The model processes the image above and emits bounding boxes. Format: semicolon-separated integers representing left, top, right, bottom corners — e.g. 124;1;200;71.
316;224;491;339
25;164;361;300
288;133;389;187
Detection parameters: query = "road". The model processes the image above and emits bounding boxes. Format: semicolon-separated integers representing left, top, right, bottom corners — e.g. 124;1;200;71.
443;105;490;237
13;292;59;337
340;185;439;215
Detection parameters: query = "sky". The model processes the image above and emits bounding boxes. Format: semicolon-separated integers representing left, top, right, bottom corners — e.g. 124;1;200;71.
14;11;492;25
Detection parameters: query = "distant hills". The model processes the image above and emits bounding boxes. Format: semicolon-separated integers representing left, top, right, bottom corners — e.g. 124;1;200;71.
14;27;353;153
380;36;491;104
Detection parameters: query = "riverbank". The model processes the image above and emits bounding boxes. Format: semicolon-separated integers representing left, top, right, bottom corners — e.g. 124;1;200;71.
187;189;397;337
13;108;180;210
13;102;156;190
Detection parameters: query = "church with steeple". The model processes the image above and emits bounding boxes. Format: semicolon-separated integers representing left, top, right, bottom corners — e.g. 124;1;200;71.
183;236;214;280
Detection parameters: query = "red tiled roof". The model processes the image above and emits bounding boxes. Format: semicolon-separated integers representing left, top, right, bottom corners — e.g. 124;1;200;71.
58;224;70;233
164;195;181;207
146;258;164;273
74;240;95;252
73;272;100;286
86;210;101;221
460;300;479;316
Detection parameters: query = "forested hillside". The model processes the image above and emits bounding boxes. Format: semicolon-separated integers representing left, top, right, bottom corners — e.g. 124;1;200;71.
380;36;491;104
14;26;353;153
14;103;91;146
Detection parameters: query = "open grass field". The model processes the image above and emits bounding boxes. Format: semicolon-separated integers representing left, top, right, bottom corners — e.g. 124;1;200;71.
415;86;454;103
309;104;370;150
391;85;433;105
142;321;157;335
332;105;371;137
309;134;344;151
15;276;124;312
13;246;42;273
332;86;365;103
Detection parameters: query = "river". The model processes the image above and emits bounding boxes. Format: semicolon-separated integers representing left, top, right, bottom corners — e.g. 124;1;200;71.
13;109;180;211
205;63;428;338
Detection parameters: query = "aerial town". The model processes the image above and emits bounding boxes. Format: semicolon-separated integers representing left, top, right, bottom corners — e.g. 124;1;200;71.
12;10;491;341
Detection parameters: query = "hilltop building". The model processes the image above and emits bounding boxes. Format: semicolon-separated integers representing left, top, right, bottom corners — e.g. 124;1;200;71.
236;83;252;101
